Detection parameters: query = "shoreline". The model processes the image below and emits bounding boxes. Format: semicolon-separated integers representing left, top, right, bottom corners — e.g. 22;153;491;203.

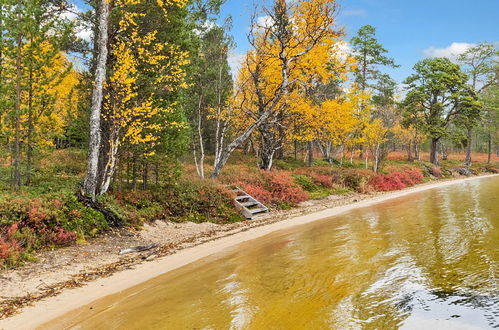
1;174;498;329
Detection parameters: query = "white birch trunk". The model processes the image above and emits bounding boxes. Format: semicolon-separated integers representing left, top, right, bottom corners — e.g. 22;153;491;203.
83;0;109;200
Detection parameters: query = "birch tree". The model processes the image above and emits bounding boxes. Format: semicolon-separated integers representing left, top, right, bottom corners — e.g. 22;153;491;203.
211;0;345;177
83;0;109;201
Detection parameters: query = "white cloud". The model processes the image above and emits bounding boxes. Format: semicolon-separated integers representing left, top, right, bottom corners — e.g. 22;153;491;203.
228;51;245;77
76;28;93;42
343;9;367;17
60;4;80;21
59;4;93;42
193;20;219;36
332;41;352;62
253;15;274;31
423;42;476;63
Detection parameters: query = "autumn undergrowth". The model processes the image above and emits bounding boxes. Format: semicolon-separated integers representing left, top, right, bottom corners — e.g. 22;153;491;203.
0;149;497;268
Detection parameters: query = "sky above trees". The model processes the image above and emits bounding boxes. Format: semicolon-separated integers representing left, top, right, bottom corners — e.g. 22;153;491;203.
216;0;499;84
71;0;499;86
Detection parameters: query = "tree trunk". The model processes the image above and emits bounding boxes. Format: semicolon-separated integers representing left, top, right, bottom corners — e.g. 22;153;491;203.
487;132;492;164
99;131;119;194
194;95;205;178
126;158;130;187
259;127;276;171
142;162;148;190
441;142;448;161
373;143;381;173
463;127;472;166
211;103;275;178
13;30;22;191
294;140;298;160
407;143;413;162
26;64;34;186
83;0;109;201
132;156;137;189
430;138;439;165
307;141;314;167
155;162;160;185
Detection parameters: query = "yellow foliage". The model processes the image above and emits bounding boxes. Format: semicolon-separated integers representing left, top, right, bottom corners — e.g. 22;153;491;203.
104;0;189;154
232;0;355;147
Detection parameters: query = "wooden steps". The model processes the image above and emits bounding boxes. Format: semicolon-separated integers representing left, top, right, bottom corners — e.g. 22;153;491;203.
229;186;269;220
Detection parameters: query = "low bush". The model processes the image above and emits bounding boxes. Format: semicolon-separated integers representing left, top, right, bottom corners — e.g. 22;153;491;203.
112;179;244;224
309;173;334;188
431;166;442;178
0;194;108;267
231;170;308;207
293;175;319;192
370;168;424;192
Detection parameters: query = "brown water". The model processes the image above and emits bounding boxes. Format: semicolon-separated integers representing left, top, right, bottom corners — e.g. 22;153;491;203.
46;177;499;329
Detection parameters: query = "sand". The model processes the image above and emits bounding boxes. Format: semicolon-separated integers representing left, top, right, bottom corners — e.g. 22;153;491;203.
0;174;497;329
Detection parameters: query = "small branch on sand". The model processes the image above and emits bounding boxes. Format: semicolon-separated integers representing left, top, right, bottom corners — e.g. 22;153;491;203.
119;244;158;255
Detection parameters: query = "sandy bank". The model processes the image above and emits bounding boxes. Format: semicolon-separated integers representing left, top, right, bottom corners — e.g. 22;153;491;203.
1;174;497;329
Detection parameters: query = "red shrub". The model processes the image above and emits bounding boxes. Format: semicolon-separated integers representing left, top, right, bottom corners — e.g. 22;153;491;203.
370;174;406;191
238;182;273;205
51;227;77;246
230;170;308;207
369;168;424;192
405;169;424;183
260;171;309;205
0;237;21;263
309;173;334;188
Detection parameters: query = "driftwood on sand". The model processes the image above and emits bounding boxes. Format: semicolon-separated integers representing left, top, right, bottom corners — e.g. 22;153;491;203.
119;244;158;255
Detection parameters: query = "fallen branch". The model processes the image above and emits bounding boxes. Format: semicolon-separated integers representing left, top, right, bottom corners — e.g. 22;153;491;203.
119;244;158;255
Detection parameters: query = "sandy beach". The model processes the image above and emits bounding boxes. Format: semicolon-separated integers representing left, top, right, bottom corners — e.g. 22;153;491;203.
1;174;497;329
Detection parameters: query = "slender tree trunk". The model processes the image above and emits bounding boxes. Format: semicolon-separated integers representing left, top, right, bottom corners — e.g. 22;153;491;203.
415;143;420;161
26;65;34;185
117;162;122;192
155;162;160;185
463;127;472;166
487;132;492;164
441;142;448;161
99;131;119;194
211;102;276;178
407;143;413;162
126;157;130;187
142;161;148;190
13;30;22;191
259;127;276;171
294;140;298;160
430;138;439;165
307;141;314;167
132;155;137;189
194;95;205;178
373;144;380;173
83;0;109;200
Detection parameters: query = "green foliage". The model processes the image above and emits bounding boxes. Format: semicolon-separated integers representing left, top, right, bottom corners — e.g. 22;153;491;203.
403;58;481;139
112;179;244;225
293;174;319;192
350;24;398;92
274;158;307;170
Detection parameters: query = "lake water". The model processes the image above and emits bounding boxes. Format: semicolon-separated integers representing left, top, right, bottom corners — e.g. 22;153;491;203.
45;176;499;329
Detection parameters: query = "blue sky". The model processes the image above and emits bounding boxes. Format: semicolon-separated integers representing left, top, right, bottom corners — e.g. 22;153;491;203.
74;0;499;84
217;0;499;83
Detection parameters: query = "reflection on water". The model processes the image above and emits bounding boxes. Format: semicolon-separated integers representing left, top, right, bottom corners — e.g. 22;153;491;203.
45;177;499;329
